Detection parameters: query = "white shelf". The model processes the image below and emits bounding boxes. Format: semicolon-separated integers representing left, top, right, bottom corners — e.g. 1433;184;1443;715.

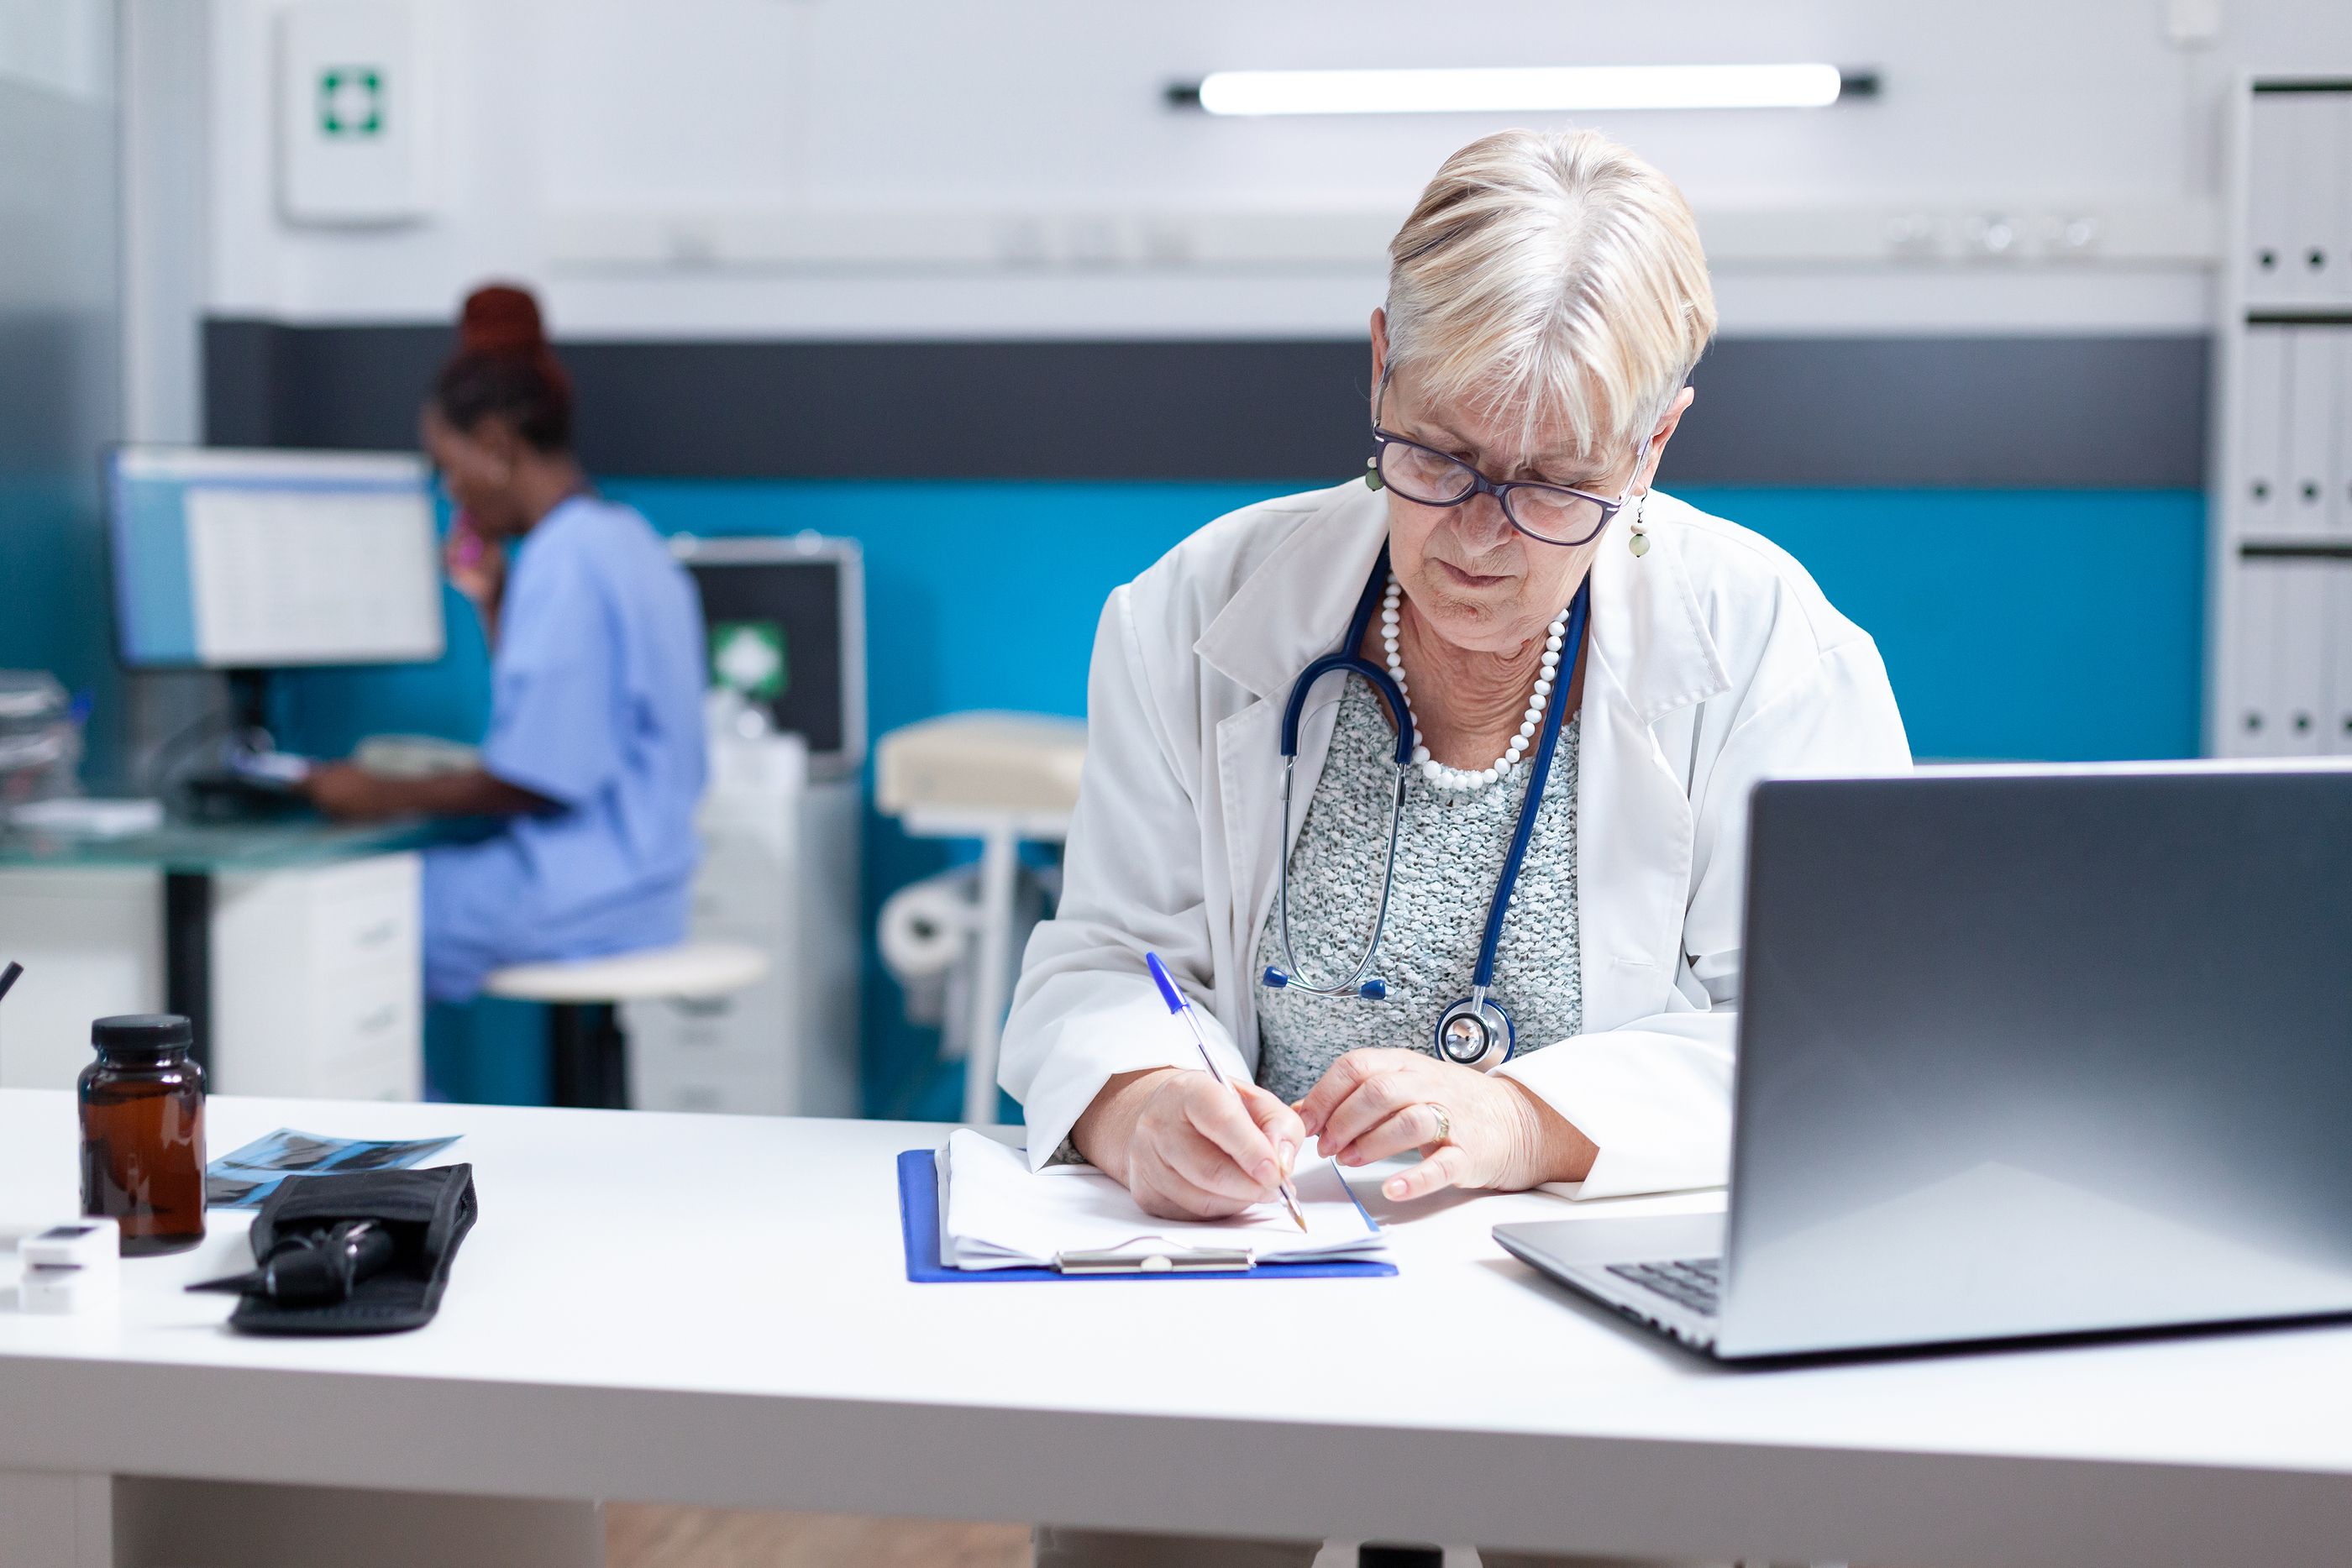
2208;75;2352;758
548;198;2219;276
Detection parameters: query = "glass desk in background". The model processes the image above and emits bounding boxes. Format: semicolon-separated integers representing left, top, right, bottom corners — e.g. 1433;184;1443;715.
0;815;493;1096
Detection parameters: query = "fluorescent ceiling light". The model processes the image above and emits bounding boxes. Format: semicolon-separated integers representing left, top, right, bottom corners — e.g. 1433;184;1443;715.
1184;64;1866;117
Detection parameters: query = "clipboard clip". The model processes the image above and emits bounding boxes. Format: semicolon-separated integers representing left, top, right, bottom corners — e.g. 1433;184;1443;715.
1053;1245;1257;1275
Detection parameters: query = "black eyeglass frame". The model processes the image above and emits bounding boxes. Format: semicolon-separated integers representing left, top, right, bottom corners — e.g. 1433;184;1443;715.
1365;375;1646;548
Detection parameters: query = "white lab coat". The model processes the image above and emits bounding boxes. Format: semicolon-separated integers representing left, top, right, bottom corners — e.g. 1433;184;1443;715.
1000;480;1910;1197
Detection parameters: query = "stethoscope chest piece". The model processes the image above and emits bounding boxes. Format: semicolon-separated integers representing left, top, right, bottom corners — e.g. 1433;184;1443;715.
1434;994;1513;1072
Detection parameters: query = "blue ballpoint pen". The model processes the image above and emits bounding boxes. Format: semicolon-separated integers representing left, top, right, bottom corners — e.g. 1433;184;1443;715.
1145;952;1308;1231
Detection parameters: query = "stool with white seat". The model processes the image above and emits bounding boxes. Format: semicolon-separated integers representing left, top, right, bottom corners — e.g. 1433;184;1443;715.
484;941;770;1109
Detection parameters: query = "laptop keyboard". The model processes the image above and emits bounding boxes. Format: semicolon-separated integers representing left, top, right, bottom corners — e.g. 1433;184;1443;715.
1604;1257;1721;1318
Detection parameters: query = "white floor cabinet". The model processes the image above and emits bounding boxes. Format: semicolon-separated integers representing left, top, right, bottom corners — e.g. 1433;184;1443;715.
0;853;423;1099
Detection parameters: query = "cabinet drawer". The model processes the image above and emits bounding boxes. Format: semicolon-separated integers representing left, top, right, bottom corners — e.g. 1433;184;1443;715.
629;1057;790;1117
687;874;784;936
622;989;789;1067
311;893;418;978
312;1047;422;1103
322;972;418;1069
631;1078;743;1116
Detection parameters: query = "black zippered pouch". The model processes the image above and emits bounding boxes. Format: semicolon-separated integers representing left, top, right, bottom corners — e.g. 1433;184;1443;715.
229;1165;477;1336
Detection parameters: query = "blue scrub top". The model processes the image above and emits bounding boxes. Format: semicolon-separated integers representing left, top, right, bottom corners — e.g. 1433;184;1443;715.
423;496;708;1002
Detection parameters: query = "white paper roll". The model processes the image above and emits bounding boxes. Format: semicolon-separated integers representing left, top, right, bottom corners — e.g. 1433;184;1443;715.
878;869;977;983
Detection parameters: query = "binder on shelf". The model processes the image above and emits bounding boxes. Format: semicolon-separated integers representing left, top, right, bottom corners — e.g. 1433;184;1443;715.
2336;332;2352;534
2223;559;2331;760
2334;96;2352;310
2287;94;2344;306
2245;92;2297;308
2279;562;2331;758
2223;561;2277;758
2322;94;2352;307
2286;328;2338;541
2238;327;2290;541
2332;564;2352;757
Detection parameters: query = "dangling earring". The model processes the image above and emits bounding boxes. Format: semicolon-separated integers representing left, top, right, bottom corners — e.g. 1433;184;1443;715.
1363;457;1383;491
1626;493;1651;558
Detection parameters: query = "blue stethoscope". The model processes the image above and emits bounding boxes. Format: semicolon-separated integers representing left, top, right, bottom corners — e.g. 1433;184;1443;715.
1261;544;1589;1072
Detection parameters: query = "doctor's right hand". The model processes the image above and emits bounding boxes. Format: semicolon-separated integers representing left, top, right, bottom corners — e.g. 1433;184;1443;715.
1072;1067;1305;1222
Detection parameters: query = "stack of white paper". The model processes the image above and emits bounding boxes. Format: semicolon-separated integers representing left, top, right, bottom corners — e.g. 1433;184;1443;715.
937;1129;1389;1271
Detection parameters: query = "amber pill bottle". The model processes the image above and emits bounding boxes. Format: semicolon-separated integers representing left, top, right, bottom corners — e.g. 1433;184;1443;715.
78;1014;207;1256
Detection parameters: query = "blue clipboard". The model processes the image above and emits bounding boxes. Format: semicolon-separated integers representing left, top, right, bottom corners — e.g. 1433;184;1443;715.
898;1150;1398;1282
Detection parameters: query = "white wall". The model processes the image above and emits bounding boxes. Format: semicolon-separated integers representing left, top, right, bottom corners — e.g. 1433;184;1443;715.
0;0;109;99
199;0;2352;338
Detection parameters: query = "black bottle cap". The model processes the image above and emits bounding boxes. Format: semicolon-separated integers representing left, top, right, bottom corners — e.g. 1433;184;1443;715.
92;1014;194;1056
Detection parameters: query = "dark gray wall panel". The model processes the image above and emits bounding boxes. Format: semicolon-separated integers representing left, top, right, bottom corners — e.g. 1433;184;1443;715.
203;321;2208;489
1672;335;2209;489
203;318;449;453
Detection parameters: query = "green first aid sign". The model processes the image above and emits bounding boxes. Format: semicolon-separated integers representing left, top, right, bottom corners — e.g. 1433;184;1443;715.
711;621;788;701
318;66;385;137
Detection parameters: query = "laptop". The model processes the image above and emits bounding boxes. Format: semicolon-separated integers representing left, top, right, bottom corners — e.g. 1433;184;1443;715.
1494;762;2352;1361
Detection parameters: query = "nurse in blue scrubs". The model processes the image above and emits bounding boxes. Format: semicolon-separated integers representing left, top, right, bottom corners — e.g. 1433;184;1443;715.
305;284;707;1003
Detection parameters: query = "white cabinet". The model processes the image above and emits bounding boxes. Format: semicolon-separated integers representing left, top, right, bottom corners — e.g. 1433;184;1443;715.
0;853;423;1099
0;872;164;1091
622;733;861;1118
213;853;423;1100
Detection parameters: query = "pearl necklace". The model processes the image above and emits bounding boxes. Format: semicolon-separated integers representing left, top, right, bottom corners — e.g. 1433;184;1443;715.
1381;574;1567;794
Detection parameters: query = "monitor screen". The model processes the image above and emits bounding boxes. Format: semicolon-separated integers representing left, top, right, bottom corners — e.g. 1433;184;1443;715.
108;446;445;669
674;536;864;778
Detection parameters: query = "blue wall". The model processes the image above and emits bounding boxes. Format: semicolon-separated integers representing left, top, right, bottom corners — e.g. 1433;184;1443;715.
267;480;2206;1114
1682;487;2207;762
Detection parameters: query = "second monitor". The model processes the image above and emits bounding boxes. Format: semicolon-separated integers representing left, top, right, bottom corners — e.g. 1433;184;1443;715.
108;446;445;670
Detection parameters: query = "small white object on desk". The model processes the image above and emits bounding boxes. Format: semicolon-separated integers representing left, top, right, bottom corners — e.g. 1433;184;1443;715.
936;1128;1386;1271
19;1265;117;1315
17;1216;119;1315
20;1219;118;1272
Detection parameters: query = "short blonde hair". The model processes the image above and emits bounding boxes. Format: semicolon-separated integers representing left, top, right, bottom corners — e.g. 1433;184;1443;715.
1384;128;1717;463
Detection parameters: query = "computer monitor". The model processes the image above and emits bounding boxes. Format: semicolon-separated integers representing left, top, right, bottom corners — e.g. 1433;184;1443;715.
108;446;445;669
670;534;866;780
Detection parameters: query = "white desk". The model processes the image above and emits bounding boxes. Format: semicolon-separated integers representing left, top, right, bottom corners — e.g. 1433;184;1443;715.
4;1089;2352;1568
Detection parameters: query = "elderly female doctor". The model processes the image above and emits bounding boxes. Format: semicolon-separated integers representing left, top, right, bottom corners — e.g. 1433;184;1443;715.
1002;128;1909;1253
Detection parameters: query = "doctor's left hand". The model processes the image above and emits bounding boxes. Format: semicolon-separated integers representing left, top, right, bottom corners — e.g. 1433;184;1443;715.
1296;1048;1597;1203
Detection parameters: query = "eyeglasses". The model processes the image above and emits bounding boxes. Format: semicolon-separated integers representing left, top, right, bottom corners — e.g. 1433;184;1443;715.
1367;426;1634;548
